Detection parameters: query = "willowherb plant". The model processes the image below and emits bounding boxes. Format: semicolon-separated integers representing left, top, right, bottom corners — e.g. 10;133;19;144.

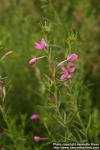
29;37;80;145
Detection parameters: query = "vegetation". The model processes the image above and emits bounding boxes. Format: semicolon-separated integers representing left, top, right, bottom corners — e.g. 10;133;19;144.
0;0;99;149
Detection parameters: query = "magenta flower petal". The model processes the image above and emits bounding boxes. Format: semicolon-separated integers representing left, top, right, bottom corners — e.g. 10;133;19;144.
68;67;75;73
33;136;48;143
60;74;67;80
29;58;37;65
34;136;42;143
30;113;39;121
68;63;76;73
66;73;73;79
29;56;45;65
34;38;46;50
60;65;73;80
41;38;46;47
35;43;42;50
67;53;78;62
65;70;73;80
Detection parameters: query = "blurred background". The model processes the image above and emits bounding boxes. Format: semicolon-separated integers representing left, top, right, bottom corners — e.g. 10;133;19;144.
0;0;100;149
0;0;99;113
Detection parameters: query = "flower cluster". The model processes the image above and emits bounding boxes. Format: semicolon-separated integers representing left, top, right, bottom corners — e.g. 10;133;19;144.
30;113;48;143
58;54;78;80
29;38;78;143
29;38;78;80
29;38;46;65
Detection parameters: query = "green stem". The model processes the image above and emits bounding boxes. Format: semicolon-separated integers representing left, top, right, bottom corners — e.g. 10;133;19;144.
77;112;88;139
43;121;55;141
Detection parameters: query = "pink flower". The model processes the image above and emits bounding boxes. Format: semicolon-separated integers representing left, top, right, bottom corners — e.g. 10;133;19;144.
60;68;72;80
68;63;76;73
30;113;39;121
29;56;45;65
58;53;78;80
34;136;42;143
34;38;46;50
33;136;48;143
57;53;78;67
60;64;76;80
29;58;37;65
67;53;78;62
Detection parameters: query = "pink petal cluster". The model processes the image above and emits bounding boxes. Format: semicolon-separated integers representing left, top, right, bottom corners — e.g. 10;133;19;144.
30;113;39;121
60;64;76;80
67;53;78;62
58;53;78;80
34;38;46;50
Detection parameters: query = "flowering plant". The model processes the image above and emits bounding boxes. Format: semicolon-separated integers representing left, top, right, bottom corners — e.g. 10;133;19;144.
29;37;79;143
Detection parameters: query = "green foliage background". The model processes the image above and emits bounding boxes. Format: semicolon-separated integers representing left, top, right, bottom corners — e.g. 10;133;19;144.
0;0;100;149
